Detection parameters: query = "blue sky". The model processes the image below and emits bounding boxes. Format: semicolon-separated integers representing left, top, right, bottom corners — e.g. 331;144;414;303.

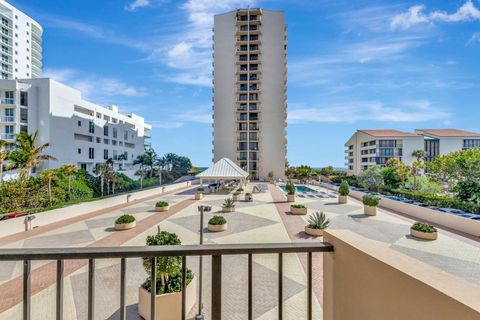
9;0;480;167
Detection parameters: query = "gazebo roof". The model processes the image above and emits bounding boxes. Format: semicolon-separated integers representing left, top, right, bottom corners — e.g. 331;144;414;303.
196;158;249;179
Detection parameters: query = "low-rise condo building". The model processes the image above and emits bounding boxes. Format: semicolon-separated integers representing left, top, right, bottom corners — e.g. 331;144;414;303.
0;78;151;174
213;8;287;180
0;0;43;79
345;129;480;175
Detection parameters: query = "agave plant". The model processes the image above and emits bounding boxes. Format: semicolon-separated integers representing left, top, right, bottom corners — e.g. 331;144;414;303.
307;211;330;230
223;198;235;208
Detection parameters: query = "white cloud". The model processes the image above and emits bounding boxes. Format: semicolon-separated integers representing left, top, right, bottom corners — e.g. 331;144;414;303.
43;68;147;100
149;107;211;129
288;100;450;124
150;121;184;128
125;0;151;11
467;32;480;45
391;1;480;30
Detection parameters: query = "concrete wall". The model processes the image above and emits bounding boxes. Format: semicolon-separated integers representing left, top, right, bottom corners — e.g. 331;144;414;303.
323;229;480;320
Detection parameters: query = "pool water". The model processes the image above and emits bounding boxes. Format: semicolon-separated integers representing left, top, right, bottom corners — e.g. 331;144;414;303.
280;185;317;193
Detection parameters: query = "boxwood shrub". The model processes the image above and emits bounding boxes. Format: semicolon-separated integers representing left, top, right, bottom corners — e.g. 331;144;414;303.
208;215;227;225
115;214;135;224
155;201;169;208
291;204;306;209
411;222;437;233
362;195;380;207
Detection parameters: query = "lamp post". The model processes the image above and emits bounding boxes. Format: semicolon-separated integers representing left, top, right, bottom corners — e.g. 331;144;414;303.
196;205;211;320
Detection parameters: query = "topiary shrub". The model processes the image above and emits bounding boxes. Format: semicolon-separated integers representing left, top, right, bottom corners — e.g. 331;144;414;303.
339;180;349;196
285;180;296;195
155;201;169;208
291;204;306;209
362;195;380;207
208;215;227;225
411;222;437;233
115;214;135;224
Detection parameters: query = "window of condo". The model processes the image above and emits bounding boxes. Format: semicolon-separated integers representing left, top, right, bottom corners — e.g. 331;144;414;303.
104;149;108;160
20;108;27;122
104;126;109;136
96;137;101;143
88;148;94;159
20;91;28;106
463;139;480;149
78;120;81;127
89;121;94;134
77;148;81;154
81;163;87;170
113;127;117;138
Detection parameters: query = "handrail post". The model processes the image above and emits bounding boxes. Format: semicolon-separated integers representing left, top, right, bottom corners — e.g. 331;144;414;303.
211;255;222;320
56;260;64;320
23;260;31;320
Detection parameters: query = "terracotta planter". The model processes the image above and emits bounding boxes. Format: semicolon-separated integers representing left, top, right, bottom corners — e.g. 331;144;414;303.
208;223;228;232
364;205;377;216
305;226;324;237
138;276;197;320
155;206;170;212
286;194;295;202
114;221;136;231
290;206;307;215
411;228;438;240
222;206;235;213
232;194;240;201
194;192;203;200
338;195;348;204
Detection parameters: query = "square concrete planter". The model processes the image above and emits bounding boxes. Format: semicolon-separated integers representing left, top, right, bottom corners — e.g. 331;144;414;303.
222;206;235;213
138;276;197;320
338;195;348;204
114;221;136;231
410;228;438;240
232;194;240;201
364;205;377;216
290;206;307;215
305;226;324;237
286;194;295;202
155;206;170;212
208;223;228;232
194;192;203;200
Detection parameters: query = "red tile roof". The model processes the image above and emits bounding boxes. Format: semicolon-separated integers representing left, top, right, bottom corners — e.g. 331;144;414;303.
416;129;480;137
358;130;419;137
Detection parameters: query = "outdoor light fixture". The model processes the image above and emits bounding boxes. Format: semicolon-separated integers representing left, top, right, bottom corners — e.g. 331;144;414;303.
196;204;211;319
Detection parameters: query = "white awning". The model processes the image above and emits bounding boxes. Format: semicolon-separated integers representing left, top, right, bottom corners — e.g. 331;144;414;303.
196;158;249;180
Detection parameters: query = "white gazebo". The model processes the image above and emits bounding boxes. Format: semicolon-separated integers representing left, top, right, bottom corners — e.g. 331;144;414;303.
196;158;249;186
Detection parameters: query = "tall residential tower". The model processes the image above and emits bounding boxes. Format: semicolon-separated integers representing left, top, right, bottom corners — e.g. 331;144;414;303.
213;8;287;180
0;0;43;79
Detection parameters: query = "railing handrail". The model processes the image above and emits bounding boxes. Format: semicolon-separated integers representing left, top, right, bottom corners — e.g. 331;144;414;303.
0;242;333;261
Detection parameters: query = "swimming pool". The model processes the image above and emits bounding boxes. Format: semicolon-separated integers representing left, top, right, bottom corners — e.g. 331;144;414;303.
279;185;317;193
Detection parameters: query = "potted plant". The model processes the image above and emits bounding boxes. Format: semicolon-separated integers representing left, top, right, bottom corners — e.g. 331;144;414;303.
195;187;204;200
362;194;380;216
305;211;330;237
114;214;136;231
338;180;349;204
290;204;307;215
155;201;170;212
245;192;252;202
268;171;275;184
138;228;197;320
285;180;296;202
208;215;228;232
232;191;241;201
237;187;244;193
222;198;235;212
410;222;438;240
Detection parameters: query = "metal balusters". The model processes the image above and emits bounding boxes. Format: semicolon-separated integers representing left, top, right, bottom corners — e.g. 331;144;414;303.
278;253;283;320
120;258;126;320
56;260;64;320
181;256;186;320
23;260;31;320
150;257;157;320
248;253;253;320
88;259;95;320
211;255;222;320
307;252;312;320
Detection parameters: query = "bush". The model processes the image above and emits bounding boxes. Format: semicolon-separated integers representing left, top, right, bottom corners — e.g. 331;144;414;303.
237;187;244;192
285;180;295;195
362;195;380;207
339;180;349;196
208;215;227;225
233;191;241;195
115;214;135;224
197;187;205;192
411;222;437;233
291;204;306;208
330;175;358;187
155;201;169;208
358;166;384;191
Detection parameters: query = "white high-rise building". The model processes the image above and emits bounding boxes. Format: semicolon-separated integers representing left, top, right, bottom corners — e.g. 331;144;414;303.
0;0;43;79
0;78;151;175
213;8;287;180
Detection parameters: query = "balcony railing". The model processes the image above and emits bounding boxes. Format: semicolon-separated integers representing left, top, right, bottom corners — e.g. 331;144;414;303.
0;133;15;140
0;115;14;122
0;98;15;104
0;242;333;320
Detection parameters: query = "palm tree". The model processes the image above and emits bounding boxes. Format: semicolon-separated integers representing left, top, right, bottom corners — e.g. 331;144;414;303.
93;164;111;197
0;140;10;185
39;168;57;206
134;154;147;187
9;131;57;181
117;153;127;171
60;164;77;197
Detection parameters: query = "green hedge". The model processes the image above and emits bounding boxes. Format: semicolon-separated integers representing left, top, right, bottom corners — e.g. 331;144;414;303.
384;188;480;214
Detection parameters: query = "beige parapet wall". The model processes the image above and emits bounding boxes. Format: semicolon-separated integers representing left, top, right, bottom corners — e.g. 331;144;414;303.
347;189;480;237
323;229;480;320
0;182;192;238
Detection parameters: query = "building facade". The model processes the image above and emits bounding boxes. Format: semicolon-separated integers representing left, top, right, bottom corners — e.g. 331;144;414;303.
213;8;287;180
345;129;480;175
0;0;42;79
0;78;151;174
